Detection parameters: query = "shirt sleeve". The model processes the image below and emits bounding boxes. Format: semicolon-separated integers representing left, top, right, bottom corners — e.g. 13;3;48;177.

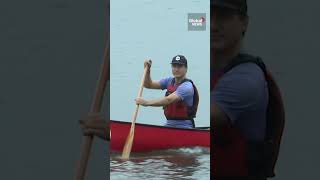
211;63;268;124
159;77;173;90
175;82;194;101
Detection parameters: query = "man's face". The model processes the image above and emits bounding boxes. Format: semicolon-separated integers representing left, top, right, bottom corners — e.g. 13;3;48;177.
211;6;248;52
171;64;187;78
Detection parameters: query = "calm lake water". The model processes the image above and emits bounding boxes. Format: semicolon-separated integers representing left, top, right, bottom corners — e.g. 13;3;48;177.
110;0;210;179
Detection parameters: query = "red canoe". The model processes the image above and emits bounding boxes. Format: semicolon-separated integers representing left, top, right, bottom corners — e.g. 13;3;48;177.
110;120;210;152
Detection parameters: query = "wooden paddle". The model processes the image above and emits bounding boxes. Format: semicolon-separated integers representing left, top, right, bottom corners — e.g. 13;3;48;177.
121;62;149;159
74;39;109;180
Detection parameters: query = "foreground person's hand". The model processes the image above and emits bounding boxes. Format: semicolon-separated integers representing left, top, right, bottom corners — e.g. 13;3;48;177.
79;113;109;141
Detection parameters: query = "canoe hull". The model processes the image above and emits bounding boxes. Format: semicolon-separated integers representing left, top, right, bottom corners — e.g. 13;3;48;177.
110;120;210;152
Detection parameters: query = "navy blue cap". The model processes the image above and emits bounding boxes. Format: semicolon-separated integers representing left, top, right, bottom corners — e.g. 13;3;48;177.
212;0;247;15
171;55;188;66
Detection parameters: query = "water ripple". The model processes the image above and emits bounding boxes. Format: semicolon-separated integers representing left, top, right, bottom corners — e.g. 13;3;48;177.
110;147;210;180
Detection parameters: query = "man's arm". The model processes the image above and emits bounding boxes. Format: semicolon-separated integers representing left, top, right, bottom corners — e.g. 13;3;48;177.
135;92;181;107
211;102;234;145
144;72;162;89
143;60;163;89
211;103;231;128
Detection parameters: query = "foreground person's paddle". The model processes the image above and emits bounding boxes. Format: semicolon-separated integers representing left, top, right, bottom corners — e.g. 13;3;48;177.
122;62;149;159
75;40;109;180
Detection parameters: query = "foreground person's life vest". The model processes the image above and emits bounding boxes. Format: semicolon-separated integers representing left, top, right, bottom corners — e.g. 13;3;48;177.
164;78;199;127
212;53;285;177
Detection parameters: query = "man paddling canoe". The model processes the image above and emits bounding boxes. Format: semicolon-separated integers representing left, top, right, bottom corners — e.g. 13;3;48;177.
135;55;199;129
78;55;199;140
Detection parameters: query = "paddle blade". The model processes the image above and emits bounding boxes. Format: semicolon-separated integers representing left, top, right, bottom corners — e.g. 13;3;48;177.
121;125;135;159
121;66;148;159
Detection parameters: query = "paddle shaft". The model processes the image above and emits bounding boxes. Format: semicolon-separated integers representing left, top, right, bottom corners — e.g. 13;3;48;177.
121;66;149;159
75;39;109;180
